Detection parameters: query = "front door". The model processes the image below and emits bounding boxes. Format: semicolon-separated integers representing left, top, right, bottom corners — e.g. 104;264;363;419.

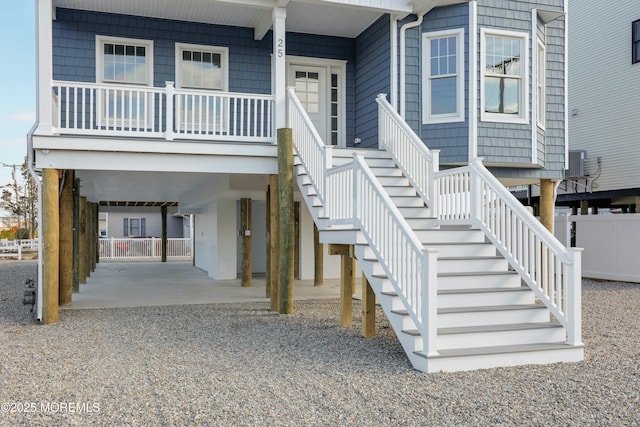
288;65;329;144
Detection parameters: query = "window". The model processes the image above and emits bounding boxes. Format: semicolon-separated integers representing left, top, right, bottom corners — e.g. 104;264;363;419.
633;20;640;64
536;38;546;128
96;36;154;128
175;43;229;132
123;218;146;237
423;29;465;124
481;29;528;123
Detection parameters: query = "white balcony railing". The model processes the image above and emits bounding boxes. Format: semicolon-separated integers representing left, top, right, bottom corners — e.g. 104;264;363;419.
51;81;275;143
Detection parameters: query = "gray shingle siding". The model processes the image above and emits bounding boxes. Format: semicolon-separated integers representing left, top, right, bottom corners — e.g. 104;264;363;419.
477;0;566;181
418;4;470;164
354;15;390;148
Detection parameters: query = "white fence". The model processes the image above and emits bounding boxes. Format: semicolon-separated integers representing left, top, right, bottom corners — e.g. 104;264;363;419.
556;214;640;283
0;239;39;260
99;238;192;261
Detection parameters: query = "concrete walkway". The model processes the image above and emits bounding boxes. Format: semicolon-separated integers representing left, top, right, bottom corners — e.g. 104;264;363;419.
63;262;345;309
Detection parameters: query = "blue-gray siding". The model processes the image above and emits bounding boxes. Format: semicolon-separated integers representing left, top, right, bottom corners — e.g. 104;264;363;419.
417;4;470;164
53;8;357;144
354;15;390;148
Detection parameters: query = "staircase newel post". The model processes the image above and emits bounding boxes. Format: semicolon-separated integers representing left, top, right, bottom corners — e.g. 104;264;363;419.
429;150;440;218
469;158;484;227
323;145;333;214
352;154;363;224
421;248;439;357
566;247;584;346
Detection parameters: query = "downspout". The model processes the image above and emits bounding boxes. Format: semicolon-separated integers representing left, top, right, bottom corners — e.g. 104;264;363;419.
564;0;569;170
27;124;43;322
469;0;478;160
390;16;398;110
399;14;424;118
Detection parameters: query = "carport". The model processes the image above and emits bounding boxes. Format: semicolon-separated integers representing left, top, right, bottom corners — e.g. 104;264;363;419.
61;262;342;310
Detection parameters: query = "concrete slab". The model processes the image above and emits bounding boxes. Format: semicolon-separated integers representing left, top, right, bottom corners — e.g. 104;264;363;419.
62;262;348;309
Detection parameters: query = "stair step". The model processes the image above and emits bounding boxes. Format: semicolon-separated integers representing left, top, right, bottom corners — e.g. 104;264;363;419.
438;270;522;290
415;228;486;244
383;186;419;197
404;217;439;229
369;166;404;177
438;286;535;308
412;342;584;373
426;242;497;258
377;176;411;186
438;304;550;328
397;206;431;217
390;196;426;207
438;256;508;273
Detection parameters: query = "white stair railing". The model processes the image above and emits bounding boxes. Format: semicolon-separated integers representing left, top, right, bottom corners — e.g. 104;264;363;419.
288;87;333;207
376;94;439;212
436;159;583;346
328;155;439;356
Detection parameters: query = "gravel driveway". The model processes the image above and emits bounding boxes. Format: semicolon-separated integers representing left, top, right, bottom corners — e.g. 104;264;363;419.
0;260;638;426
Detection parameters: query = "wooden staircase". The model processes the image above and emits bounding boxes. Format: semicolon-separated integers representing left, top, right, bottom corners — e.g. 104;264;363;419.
296;148;584;373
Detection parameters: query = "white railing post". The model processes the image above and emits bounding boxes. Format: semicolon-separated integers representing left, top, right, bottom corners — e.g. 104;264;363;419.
566;248;583;346
110;237;114;259
165;81;175;141
469;159;484;227
151;237;156;258
352;154;363;224
421;248;439;356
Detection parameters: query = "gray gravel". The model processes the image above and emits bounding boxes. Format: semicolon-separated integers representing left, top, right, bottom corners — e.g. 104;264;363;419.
0;260;638;426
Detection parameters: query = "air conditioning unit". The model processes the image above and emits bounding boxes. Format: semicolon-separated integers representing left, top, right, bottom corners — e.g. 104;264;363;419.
567;150;586;178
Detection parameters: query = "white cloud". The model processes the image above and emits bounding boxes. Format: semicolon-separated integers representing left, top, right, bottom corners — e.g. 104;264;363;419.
8;111;36;123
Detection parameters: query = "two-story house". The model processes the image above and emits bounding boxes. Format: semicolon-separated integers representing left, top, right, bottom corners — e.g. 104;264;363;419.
29;0;583;372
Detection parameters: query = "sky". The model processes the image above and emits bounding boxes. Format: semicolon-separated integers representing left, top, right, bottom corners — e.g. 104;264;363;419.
0;2;36;189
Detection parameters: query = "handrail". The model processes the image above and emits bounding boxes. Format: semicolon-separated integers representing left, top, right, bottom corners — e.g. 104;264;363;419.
376;93;439;211
436;158;582;346
331;155;439;356
50;81;275;143
287;87;332;206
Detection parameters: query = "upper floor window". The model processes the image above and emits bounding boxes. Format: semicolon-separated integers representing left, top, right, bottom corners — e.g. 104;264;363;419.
96;36;153;86
175;43;228;91
633;19;640;64
422;29;465;124
481;28;529;124
536;38;546;129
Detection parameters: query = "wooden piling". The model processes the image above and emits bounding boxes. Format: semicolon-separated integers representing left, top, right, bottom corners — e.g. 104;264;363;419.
58;170;73;306
79;197;88;284
265;185;271;297
329;244;355;327
269;174;280;311
72;178;80;293
361;273;376;337
161;205;168;262
42;169;59;324
313;224;323;286
278;128;294;314
294;201;300;280
540;179;555;232
89;203;97;272
241;198;252;287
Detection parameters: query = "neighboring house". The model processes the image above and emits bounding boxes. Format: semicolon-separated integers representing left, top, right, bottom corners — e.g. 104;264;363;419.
30;0;583;372
556;0;640;212
98;208;187;238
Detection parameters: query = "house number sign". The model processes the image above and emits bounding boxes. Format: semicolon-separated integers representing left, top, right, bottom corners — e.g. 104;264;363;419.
277;38;284;57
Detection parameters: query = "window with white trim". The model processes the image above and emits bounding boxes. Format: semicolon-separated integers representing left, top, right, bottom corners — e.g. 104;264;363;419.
175;43;229;132
481;29;528;123
123;218;146;237
633;19;640;64
423;29;465;124
536;38;546;128
96;36;154;128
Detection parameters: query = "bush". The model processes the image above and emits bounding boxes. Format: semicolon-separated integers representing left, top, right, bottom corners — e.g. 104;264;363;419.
15;228;30;239
0;229;15;240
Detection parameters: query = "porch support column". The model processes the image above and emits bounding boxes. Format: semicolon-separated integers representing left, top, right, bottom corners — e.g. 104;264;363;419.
59;170;74;306
540;179;556;232
329;244;355;327
362;273;376;338
42;168;59;324
72;177;80;293
278;128;294;314
36;0;54;134
273;7;287;130
313;224;323;286
90;203;97;272
294;201;300;280
265;186;271;297
241;198;252;287
269;175;280;311
580;200;589;215
79;196;88;284
161;205;168;262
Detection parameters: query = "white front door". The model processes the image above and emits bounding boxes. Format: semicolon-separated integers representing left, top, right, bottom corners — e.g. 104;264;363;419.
288;65;329;144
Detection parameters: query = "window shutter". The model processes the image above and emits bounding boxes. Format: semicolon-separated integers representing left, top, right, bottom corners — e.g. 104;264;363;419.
141;218;146;236
123;218;129;236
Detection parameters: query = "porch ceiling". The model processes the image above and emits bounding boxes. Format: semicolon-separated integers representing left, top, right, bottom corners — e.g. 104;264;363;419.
52;0;462;38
